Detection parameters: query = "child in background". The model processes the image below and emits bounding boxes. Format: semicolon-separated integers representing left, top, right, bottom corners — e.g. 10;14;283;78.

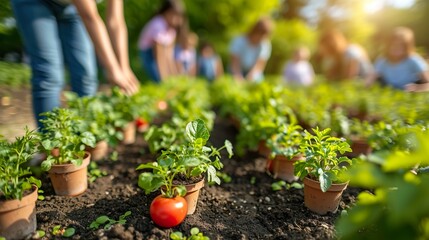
318;29;372;81
198;42;224;82
367;27;429;92
138;0;184;83
175;32;198;76
229;17;273;82
283;46;314;86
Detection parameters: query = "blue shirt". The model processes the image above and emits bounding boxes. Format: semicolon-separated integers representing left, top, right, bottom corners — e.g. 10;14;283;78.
229;35;271;81
198;55;218;82
375;55;428;89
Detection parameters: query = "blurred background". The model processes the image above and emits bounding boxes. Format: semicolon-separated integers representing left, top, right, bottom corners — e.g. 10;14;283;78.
0;0;428;77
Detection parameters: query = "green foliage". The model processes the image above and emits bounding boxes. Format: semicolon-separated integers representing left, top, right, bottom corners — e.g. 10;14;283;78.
294;128;352;192
336;131;429;239
40;108;96;171
0;61;30;87
88;161;107;183
0;128;41;200
137;119;233;198
52;225;75;238
267;122;303;158
89;211;131;230
170;227;210;240
271;180;303;191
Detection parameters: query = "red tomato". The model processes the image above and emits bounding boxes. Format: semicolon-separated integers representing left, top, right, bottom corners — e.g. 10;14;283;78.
150;195;187;228
157;100;168;111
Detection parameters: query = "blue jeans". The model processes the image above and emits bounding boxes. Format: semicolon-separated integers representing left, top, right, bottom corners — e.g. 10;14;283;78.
139;48;161;83
11;0;97;129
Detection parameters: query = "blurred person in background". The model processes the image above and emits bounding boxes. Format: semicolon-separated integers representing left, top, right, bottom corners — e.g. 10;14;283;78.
283;46;314;86
366;27;429;92
229;17;273;82
197;42;224;82
138;0;184;83
175;32;198;76
11;0;139;130
318;29;372;81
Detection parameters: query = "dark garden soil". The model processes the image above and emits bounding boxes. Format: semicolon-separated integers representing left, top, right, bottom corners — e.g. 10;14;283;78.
33;117;358;240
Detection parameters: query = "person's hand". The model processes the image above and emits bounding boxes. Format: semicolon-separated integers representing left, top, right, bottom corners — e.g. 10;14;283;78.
405;83;429;93
108;68;139;95
123;67;140;93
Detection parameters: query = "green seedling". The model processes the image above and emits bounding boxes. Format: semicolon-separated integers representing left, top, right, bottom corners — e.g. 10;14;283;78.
271;180;303;191
250;176;256;185
36;230;46;238
89;211;131;230
110;151;118;161
208;172;232;186
170;227;210;240
88;161;107;183
52;225;75;238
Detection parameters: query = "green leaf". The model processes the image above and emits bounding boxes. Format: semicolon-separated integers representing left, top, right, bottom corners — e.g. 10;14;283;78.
186;119;210;144
271;181;286;191
207;165;219;184
190;227;200;235
52;225;61;235
96;216;110;224
289;182;304;189
36;230;46;238
138;172;163;194
63;227;75;237
81;132;96;148
318;169;332;192
170;231;184;240
89;221;100;229
175;185;187;197
225;140;234;158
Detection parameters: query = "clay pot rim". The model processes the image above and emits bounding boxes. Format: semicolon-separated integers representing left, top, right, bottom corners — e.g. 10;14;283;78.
304;177;348;192
172;178;205;192
48;152;91;174
0;185;38;212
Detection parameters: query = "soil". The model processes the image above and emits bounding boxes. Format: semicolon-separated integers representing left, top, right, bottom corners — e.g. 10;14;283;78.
33;117;358;240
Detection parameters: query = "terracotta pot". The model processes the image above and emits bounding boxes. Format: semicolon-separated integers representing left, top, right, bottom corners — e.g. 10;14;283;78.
349;138;372;157
179;179;205;215
303;177;348;215
48;153;91;196
258;140;271;157
0;186;38;240
86;140;108;161
266;155;303;182
122;122;136;145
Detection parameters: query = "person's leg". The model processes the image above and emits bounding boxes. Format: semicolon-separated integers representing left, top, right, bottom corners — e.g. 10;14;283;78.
58;4;98;97
140;48;161;83
11;0;64;129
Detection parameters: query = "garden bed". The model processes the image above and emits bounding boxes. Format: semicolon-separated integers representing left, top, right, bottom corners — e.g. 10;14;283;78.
35;117;357;240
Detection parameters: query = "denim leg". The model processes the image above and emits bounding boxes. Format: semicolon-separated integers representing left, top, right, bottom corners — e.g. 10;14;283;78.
11;0;64;130
139;48;161;83
58;4;97;97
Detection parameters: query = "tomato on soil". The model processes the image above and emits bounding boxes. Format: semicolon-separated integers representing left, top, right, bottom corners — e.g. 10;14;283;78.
150;195;188;228
135;118;149;132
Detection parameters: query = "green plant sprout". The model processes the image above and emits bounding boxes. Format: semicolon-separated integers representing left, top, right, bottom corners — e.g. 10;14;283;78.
89;211;131;230
271;180;303;191
52;225;75;238
88;161;107;183
170;227;210;240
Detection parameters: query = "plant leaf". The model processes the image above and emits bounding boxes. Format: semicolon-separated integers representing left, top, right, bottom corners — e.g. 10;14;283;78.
63;228;75;237
186;119;209;144
225;140;234;158
318;169;332;192
96;216;110;224
190;227;200;235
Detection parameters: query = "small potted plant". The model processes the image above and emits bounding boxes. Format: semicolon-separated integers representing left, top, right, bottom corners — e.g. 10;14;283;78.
138;119;233;215
294;128;352;215
266;122;304;182
346;120;373;157
40;108;96;196
0;129;41;239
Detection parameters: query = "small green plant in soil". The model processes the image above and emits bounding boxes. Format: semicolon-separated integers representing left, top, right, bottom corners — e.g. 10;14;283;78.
88;161;107;183
137;119;233;196
0;128;41;200
271;181;303;191
170;227;210;240
89;211;131;230
39;108;96;171
267;122;303;159
52;225;75;238
294;128;352;192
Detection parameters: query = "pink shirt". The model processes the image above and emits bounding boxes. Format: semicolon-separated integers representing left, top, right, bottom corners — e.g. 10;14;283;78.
138;15;176;50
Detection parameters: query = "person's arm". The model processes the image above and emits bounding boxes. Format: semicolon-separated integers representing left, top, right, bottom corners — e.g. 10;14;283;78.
231;55;244;80
105;0;139;89
165;43;178;76
72;0;138;94
245;58;267;81
216;57;224;79
405;71;429;92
